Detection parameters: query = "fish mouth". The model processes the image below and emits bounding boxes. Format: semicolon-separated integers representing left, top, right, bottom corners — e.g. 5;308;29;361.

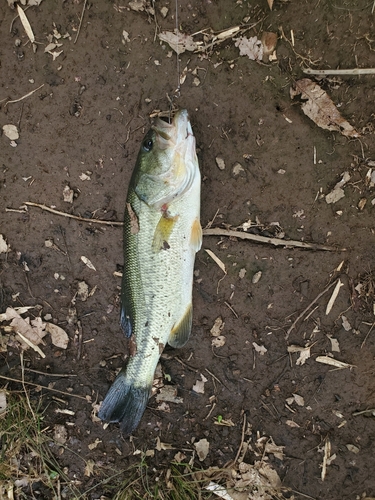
152;109;192;151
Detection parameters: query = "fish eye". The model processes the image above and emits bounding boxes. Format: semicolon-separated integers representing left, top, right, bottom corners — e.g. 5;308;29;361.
142;139;153;152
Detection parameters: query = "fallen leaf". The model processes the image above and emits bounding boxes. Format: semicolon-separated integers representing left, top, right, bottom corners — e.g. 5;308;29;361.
290;79;359;138
287;344;311;365
326;279;344;315
238;268;246;279
235;36;263;61
192;374;208;394
45;323;69;349
212;335;226;347
316;355;354;369
81;256;96;271
253;341;267;355
205;249;227;274
252;271;262;284
17;4;35;43
159;31;198;54
84;459;95;477
155;385;183;404
88;438;102;450
0;390;7;414
0;234;10;253
267;0;274;10
2;124;19;141
264;437;285;460
210;317;225;336
293;393;304;407
54;424;67;445
63;185;74;203
215;156;225;170
194;438;210;461
77;281;89;301
346;444;359;454
286;420;300;428
327;334;340;352
155;436;174;451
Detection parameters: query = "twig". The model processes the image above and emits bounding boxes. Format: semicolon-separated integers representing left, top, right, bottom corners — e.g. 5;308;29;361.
23;202;123;226
361;321;375;349
203;227;345;251
286;279;338;339
25;367;77;377
76;320;83;361
5;84;44;107
232;413;247;465
74;0;88;44
304;67;375;76
0;374;88;400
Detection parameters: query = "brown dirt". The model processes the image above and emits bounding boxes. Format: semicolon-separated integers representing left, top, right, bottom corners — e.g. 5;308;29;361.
1;0;375;498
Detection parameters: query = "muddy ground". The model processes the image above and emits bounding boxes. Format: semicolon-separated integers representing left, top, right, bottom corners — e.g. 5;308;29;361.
1;0;375;498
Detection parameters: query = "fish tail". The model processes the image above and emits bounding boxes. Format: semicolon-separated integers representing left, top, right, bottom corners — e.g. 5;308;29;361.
98;371;151;435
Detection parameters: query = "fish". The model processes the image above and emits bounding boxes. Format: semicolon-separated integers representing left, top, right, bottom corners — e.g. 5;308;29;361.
98;109;202;435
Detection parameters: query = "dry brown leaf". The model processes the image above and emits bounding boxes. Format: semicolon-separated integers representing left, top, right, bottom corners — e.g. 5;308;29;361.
316;355;354;369
17;5;35;43
194;438;210;461
0;390;7;415
205;249;227;274
288;344;311;365
155;436;174;451
63;185;74;203
235;36;263;61
326;279;344;315
286;419;300;428
210;317;225;336
267;0;274;10
77;281;89;301
158;31;198;54
2;124;19;141
192;374;208;393
84;459;95;477
290;79;359;138
212;335;226;347
0;234;10;253
155;385;183;404
45;323;69;349
253;342;267;355
81;256;96;271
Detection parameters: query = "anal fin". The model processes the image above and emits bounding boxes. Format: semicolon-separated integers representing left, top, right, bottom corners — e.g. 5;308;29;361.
168;305;192;348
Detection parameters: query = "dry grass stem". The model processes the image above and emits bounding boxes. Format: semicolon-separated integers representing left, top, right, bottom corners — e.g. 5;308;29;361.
304;67;375;75
203;227;345;251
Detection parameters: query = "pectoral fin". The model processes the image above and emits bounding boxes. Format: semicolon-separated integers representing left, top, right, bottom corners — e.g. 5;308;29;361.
152;214;179;252
190;218;202;252
168;305;192;348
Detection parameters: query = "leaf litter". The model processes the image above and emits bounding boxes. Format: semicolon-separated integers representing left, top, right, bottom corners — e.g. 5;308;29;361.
290;79;359;138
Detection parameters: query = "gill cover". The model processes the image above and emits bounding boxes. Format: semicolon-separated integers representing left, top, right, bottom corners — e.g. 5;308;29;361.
133;110;198;209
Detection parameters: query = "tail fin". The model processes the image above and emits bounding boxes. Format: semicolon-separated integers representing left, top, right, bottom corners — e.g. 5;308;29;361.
98;371;151;435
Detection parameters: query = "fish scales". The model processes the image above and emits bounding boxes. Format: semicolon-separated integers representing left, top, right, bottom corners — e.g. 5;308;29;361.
98;109;201;435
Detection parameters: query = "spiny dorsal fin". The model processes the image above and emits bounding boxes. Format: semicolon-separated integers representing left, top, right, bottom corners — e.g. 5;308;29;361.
168;305;192;348
152;213;179;252
190;217;202;253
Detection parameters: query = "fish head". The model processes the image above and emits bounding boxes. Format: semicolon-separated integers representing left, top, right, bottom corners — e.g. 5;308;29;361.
133;109;199;209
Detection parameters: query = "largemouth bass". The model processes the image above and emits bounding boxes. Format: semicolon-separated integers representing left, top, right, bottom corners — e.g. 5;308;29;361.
98;109;202;435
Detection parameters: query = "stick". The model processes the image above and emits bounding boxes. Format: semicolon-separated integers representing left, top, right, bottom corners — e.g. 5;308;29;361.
286;280;338;339
0;374;88;400
23;202;123;226
303;67;375;76
5;84;44;107
203;227;345;251
74;0;88;44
